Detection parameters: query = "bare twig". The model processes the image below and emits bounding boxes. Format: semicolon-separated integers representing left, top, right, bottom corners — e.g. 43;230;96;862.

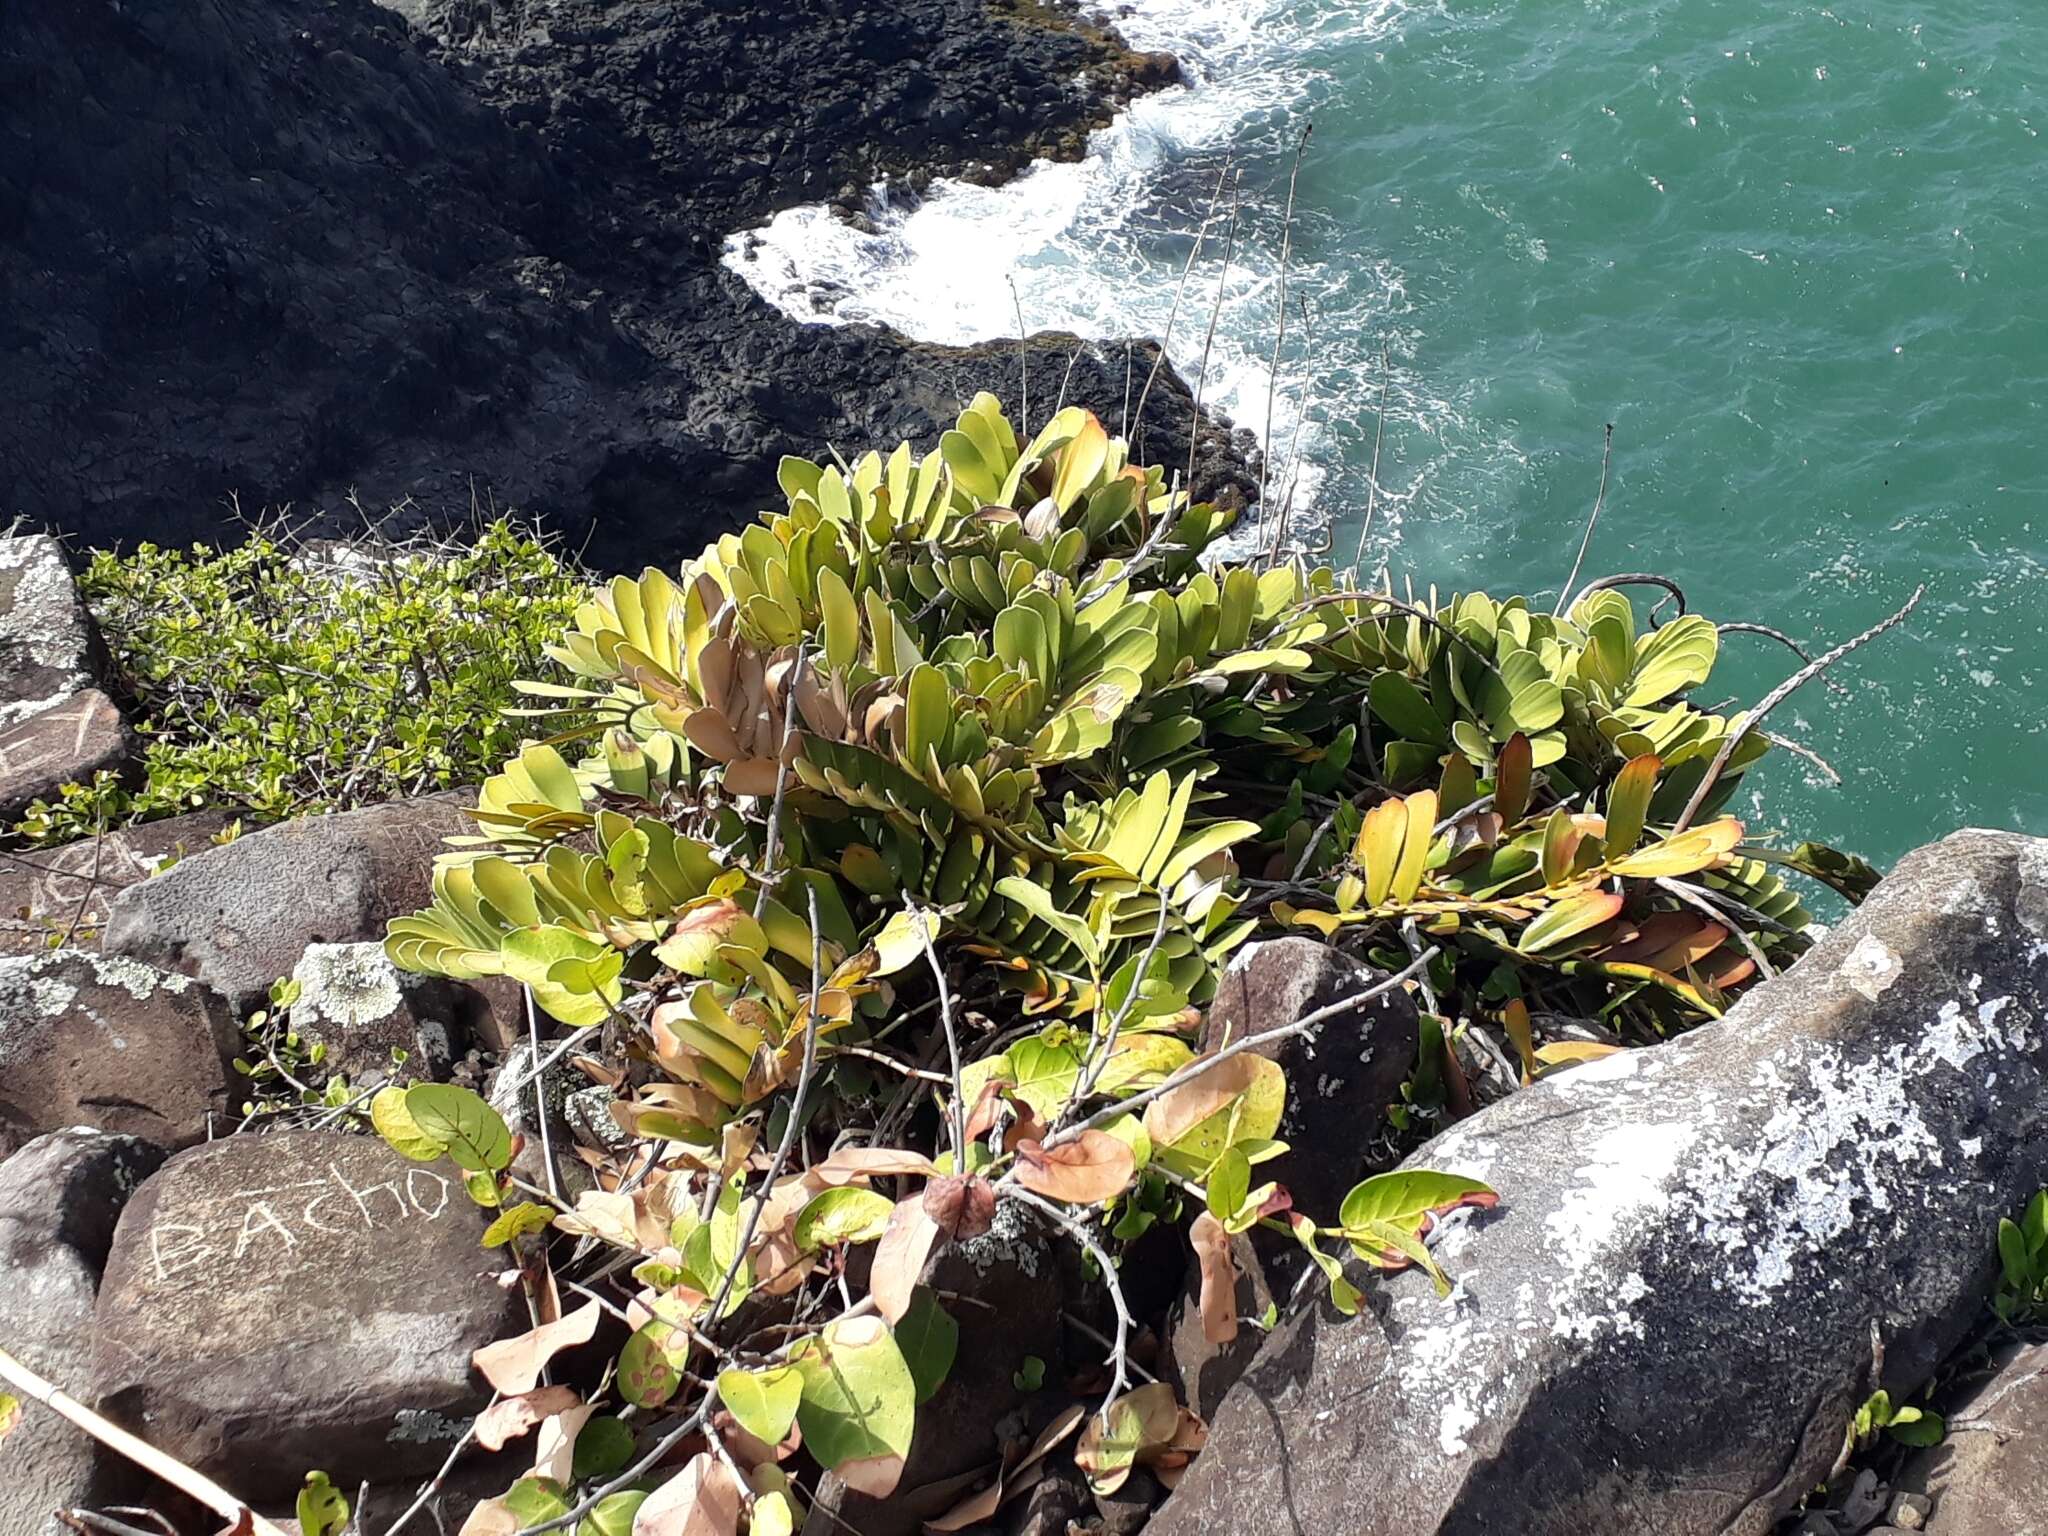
1131;157;1234;457
1048;947;1438;1144
0;1347;290;1536
910;903;968;1167
1557;572;1687;620
381;1399;492;1536
1552;424;1615;617
1653;877;1777;982
1184;175;1244;507
1349;340;1394;575
750;639;811;920
1257;123;1314;523
1672;587;1924;833
525;987;560;1205
1066;893;1171;1117
1005;1186;1135;1423
1009;275;1029;436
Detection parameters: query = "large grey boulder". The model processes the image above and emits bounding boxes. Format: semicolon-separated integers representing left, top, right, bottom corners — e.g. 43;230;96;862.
103;792;473;1012
0;689;135;824
1146;828;2048;1536
0;535;102;730
93;1132;520;1499
0;1129;167;1536
0;951;238;1156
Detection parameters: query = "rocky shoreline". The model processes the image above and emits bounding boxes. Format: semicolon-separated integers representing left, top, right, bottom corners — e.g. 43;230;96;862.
0;0;1251;571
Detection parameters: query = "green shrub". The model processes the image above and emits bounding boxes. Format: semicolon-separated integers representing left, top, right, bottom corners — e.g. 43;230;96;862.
14;522;584;842
365;395;1877;1524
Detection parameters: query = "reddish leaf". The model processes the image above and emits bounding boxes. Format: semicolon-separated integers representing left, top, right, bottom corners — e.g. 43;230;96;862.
631;1452;745;1536
1011;1132;1136;1206
1140;1054;1264;1150
1188;1212;1239;1345
922;1174;997;1242
834;1453;908;1499
871;1196;941;1323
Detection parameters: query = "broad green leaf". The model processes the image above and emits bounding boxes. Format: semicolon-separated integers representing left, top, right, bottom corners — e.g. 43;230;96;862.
1606;817;1743;879
296;1472;349;1536
570;1417;636;1481
1886;1408;1945;1447
1369;672;1448;746
481;1201;556;1248
575;1492;646;1536
404;1084;512;1172
1999;1217;2031;1290
1206;1147;1251;1223
793;1188;895;1250
893;1288;960;1406
791;1316;918;1472
1338;1170;1497;1232
717;1366;803;1448
619;1319;689;1408
502;1479;572;1526
1604;753;1661;861
370;1085;446;1162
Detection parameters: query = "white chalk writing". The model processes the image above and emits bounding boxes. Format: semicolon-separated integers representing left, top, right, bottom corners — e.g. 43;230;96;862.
145;1160;454;1286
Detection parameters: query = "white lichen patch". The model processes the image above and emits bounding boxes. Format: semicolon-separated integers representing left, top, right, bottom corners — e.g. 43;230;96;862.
296;943;403;1027
79;952;191;1000
1544;1120;1696;1341
388;1408;468;1443
1840;935;1904;1001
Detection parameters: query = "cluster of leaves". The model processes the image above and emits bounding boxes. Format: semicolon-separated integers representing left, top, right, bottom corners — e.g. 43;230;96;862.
371;396;1867;1535
1995;1188;2048;1323
14;521;584;843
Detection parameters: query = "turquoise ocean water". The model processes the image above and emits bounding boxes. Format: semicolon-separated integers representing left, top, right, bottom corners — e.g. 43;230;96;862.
730;0;2045;867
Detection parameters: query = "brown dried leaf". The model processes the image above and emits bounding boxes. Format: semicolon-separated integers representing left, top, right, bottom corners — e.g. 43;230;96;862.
834;1452;908;1500
1141;1053;1264;1150
530;1402;600;1484
456;1501;519;1536
1188;1212;1239;1345
922;1468;1004;1532
921;1173;997;1242
1011;1132;1136;1206
471;1300;602;1395
811;1147;942;1184
871;1195;941;1323
631;1452;746;1536
474;1385;582;1452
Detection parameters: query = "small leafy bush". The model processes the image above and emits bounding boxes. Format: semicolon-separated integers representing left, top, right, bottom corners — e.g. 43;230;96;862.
14;521;584;842
368;395;1873;1532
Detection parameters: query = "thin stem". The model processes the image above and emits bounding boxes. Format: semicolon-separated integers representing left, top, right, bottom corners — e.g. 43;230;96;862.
1047;948;1437;1144
1552;424;1615;617
1184;175;1244;505
1131;158;1234;458
1257;123;1314;525
1671;587;1923;833
1005;1186;1134;1424
381;1401;490;1536
911;904;969;1167
1350;340;1394;575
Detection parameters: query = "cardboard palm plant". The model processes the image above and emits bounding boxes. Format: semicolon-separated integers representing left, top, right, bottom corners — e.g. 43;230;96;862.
368;395;1865;1535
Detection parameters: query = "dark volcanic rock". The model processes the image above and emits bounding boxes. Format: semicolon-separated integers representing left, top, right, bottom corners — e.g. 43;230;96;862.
804;1200;1076;1536
0;0;1251;570
1147;828;2048;1536
102;792;471;1012
0;950;237;1156
288;940;473;1087
0;690;136;825
94;1131;519;1498
1198;936;1418;1221
0;1130;168;1536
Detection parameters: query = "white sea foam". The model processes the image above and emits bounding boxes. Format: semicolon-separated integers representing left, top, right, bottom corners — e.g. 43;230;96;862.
723;0;1417;545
